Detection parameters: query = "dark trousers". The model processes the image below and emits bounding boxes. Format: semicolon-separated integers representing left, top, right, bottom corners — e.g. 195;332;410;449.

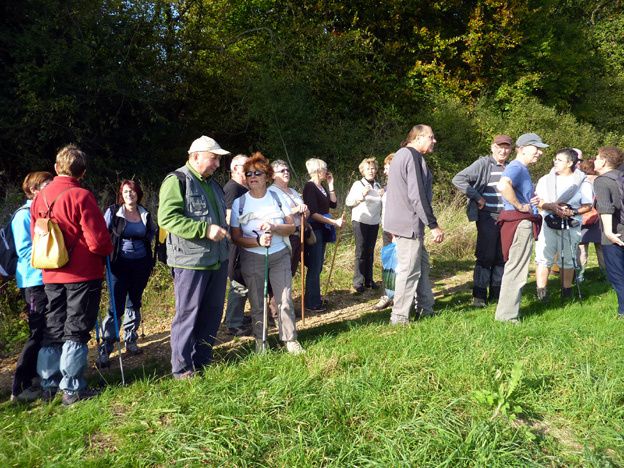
352;221;379;288
603;244;624;314
304;229;326;308
43;280;103;345
12;285;47;395
473;211;505;301
171;263;228;376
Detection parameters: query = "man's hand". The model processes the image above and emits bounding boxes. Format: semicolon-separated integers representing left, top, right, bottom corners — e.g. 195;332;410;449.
477;197;486;210
206;224;228;241
431;227;444;244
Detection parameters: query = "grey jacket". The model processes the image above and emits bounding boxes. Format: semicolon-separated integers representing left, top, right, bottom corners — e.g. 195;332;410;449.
452;155;498;221
165;165;229;269
383;147;437;238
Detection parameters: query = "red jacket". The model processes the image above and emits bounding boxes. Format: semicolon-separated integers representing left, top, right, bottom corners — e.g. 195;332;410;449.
497;210;542;262
30;176;113;284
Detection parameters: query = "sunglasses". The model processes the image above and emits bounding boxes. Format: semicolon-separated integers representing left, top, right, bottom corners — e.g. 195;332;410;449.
276;168;290;174
245;170;265;177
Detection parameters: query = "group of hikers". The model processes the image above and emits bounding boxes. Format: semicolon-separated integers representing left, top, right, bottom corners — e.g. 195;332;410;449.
4;125;624;406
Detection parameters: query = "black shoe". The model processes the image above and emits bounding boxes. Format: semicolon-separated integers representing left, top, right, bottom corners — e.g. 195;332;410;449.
353;285;365;294
367;282;379;290
228;326;252;337
305;304;326;313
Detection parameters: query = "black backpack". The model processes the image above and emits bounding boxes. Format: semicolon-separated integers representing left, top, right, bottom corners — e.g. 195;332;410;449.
0;205;28;278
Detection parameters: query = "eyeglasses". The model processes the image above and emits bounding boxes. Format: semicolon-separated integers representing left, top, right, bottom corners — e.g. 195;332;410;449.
245;170;265;177
552;158;568;164
276;168;290;174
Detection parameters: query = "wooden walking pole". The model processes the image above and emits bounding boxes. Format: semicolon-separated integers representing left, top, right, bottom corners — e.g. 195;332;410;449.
300;214;306;325
323;211;345;298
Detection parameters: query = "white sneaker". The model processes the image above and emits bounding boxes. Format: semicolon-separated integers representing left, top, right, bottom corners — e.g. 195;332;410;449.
255;338;268;353
285;340;305;355
373;295;393;310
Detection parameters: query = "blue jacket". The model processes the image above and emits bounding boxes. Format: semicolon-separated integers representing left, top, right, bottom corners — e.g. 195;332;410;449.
11;200;43;288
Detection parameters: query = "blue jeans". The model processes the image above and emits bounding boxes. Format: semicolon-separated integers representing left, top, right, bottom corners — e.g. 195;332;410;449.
101;255;152;351
304;229;326;308
602;244;624;314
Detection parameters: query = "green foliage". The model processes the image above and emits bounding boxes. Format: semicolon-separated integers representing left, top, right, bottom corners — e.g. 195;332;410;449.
473;362;525;421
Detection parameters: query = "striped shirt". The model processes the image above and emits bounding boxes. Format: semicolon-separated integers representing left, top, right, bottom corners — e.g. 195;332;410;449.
482;162;505;213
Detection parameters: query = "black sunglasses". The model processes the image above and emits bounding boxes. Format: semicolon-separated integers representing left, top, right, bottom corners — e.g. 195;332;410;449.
245;170;265;177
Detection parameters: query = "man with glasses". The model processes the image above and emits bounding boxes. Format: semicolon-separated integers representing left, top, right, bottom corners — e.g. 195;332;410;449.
453;135;513;307
495;133;548;323
158;136;230;379
534;148;592;300
223;154;251;336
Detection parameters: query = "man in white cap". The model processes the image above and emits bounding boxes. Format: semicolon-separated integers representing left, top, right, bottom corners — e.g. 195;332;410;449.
495;132;548;323
158;136;230;378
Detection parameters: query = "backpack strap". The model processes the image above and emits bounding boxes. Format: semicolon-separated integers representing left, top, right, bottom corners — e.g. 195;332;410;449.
42;188;74;218
238;191;285;221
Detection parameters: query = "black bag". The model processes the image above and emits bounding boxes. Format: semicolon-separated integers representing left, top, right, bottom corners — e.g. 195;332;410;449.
544;213;579;230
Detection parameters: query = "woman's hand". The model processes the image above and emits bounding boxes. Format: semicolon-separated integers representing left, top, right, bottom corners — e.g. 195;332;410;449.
326;171;335;189
334;216;344;229
259;231;272;247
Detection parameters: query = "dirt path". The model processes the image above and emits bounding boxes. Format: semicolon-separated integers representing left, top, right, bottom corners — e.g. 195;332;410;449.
0;268;472;396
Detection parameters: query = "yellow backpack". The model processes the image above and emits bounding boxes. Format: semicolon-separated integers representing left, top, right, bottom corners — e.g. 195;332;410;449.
31;190;72;269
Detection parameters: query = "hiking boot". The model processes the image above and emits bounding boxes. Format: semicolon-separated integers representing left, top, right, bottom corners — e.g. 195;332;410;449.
353;285;365;294
173;370;195;380
16;385;42;402
536;288;548;302
416;308;435;320
61;388;99;406
373;295;393;310
125;342;143;355
305;304;326;313
285;340;305;355
41;388;58;403
228;325;252;337
367;281;380;290
472;297;487;308
561;287;574;300
255;338;270;353
95;349;111;369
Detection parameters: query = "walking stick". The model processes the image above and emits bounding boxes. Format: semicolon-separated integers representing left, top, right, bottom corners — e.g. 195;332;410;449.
105;257;126;385
560;217;565;298
323;211;345;298
300;214;306;325
262;244;270;352
566;223;583;300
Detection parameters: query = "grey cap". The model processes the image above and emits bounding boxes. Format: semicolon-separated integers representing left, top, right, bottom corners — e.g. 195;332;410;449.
516;133;549;148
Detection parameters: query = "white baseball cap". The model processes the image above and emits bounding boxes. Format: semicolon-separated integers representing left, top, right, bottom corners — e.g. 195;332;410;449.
188;136;230;155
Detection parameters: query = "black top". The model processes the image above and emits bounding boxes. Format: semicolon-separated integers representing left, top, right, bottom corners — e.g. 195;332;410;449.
223;179;248;209
594;169;623;244
303;181;337;231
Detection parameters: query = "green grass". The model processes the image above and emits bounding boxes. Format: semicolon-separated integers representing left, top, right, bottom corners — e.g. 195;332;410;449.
1;267;623;466
1;199;622;466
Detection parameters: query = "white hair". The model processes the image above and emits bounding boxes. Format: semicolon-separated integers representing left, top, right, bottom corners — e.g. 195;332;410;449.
230;154;248;171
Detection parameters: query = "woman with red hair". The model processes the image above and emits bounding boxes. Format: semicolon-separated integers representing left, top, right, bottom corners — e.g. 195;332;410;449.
97;179;156;367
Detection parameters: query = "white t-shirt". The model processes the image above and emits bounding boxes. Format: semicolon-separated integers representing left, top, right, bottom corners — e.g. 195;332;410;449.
231;192;287;255
535;173;593;222
268;185;304;227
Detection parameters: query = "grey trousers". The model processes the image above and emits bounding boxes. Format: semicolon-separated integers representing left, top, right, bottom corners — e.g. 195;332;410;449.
241;248;296;341
495;220;534;321
390;235;435;324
